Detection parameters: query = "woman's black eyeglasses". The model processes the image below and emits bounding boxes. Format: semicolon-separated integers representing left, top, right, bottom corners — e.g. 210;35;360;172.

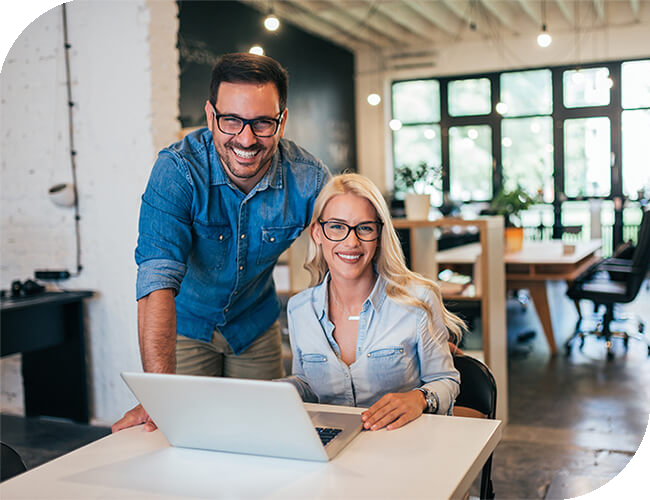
318;219;383;242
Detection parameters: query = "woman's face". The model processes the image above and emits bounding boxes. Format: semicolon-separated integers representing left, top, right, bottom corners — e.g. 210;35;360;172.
313;192;380;284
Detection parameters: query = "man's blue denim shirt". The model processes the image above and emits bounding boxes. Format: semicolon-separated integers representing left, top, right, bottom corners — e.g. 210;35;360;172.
135;128;330;354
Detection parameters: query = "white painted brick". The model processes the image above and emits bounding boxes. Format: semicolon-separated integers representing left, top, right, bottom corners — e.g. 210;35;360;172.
1;1;179;424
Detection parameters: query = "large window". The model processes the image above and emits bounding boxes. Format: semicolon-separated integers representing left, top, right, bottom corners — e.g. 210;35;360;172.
391;80;442;206
449;125;492;200
390;58;649;248
621;60;650;200
563;117;611;197
500;69;553;202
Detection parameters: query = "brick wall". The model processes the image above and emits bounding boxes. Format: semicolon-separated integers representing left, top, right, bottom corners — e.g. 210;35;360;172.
1;1;180;425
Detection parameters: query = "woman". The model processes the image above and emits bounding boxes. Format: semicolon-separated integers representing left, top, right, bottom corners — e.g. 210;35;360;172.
284;173;465;431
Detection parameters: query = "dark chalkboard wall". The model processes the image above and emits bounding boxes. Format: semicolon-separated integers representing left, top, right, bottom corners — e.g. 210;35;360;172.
177;1;356;173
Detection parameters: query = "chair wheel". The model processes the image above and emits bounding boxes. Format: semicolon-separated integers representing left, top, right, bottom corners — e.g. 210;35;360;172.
564;343;572;357
607;350;615;361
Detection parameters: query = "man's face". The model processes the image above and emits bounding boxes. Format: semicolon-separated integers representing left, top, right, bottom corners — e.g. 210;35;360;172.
205;81;287;192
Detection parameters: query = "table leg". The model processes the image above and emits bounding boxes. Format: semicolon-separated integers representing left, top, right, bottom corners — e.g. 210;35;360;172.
526;281;558;355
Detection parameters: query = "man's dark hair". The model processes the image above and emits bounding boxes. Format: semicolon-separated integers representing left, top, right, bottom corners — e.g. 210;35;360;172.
209;53;289;111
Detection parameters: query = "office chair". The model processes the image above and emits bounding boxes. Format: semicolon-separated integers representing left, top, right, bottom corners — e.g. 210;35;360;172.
452;354;497;500
1;442;27;482
565;206;650;360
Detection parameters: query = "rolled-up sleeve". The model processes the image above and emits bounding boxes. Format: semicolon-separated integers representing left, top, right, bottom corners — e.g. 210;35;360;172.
417;296;461;415
135;151;194;300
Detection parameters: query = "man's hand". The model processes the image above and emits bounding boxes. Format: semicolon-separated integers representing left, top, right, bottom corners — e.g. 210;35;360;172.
361;390;427;431
111;404;157;433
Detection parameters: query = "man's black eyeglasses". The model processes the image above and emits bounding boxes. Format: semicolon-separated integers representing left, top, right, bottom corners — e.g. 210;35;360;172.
212;105;285;138
318;219;383;242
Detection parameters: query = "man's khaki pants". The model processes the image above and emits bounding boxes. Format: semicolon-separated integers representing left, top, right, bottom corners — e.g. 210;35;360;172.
175;320;284;379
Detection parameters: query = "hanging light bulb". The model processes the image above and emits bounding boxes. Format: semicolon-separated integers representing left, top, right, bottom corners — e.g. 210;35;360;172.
495;101;508;115
367;93;381;106
249;45;264;56
537;0;551;48
389;119;402;131
537;24;552;47
264;14;280;31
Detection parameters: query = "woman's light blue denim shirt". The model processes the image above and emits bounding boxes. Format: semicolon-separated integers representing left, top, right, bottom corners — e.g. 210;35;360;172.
285;274;460;414
135;128;329;354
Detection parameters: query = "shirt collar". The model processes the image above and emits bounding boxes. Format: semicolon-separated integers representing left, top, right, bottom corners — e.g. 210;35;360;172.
206;130;284;191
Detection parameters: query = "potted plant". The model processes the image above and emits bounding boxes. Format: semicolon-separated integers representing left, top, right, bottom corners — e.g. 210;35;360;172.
394;162;441;220
488;185;535;252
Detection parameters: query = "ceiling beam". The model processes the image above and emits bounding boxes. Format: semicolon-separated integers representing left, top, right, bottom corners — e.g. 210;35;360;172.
477;0;516;28
241;0;374;51
553;0;574;24
515;0;541;25
403;0;464;38
593;0;605;22
319;0;429;48
370;0;451;42
287;0;398;48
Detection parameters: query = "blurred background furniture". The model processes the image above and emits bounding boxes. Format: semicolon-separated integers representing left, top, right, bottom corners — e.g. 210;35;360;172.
566;207;650;360
453;354;497;500
0;442;26;482
0;291;93;422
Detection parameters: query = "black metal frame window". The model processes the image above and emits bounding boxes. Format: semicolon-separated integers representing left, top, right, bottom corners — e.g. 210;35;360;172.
390;58;650;248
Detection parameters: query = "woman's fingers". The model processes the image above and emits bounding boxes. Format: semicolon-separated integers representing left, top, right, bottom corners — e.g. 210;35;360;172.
362;392;425;430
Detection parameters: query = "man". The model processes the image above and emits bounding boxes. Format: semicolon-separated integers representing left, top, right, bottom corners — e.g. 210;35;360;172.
112;53;330;432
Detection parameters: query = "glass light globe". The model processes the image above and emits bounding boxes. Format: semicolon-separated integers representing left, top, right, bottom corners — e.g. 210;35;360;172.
249;45;264;56
495;101;508;115
264;15;280;31
537;32;552;48
367;93;381;106
389;119;402;131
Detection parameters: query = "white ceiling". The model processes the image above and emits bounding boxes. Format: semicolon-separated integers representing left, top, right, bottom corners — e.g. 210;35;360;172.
241;0;650;53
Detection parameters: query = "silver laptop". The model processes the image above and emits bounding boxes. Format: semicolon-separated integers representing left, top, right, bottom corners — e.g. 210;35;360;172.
121;372;362;462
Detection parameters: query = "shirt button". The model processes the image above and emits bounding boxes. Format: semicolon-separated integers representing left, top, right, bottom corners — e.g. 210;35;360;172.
240;234;246;239
234;291;238;295
219;235;223;241
270;237;275;242
225;307;229;313
239;265;244;271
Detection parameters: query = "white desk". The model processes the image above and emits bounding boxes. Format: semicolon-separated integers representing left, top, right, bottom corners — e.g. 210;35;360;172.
1;404;502;499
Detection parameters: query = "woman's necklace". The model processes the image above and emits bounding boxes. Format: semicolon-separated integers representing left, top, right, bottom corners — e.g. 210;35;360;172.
329;283;361;321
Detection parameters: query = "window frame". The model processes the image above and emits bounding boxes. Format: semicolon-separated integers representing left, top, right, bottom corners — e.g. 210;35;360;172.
390;57;648;246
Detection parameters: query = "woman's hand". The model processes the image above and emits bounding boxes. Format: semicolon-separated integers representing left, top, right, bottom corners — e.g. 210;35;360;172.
111;404;157;433
361;390;427;431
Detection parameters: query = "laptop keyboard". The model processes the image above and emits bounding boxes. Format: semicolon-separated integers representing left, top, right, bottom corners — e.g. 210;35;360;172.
315;426;342;446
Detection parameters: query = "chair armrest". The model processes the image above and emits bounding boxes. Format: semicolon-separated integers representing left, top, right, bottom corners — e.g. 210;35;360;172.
597;264;636;274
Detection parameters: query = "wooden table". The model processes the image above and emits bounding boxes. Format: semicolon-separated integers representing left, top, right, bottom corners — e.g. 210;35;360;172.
0;403;502;499
437;240;602;355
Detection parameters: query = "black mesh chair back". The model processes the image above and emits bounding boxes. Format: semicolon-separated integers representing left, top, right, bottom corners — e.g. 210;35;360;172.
1;442;27;482
626;207;650;298
566;206;650;359
453;355;497;499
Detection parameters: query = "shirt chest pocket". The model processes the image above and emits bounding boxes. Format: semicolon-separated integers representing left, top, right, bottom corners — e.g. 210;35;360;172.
192;222;232;271
366;346;409;389
257;225;303;265
300;353;335;398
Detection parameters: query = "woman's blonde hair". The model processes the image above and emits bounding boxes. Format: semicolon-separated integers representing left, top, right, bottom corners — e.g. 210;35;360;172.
305;173;465;344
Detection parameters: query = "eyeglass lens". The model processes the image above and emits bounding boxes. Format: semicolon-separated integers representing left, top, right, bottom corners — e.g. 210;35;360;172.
217;115;279;137
322;221;381;241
